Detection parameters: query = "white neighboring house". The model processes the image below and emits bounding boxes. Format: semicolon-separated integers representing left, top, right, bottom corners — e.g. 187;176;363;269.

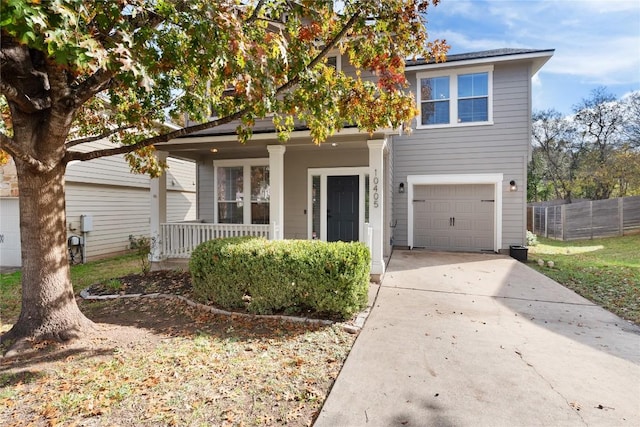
0;140;196;267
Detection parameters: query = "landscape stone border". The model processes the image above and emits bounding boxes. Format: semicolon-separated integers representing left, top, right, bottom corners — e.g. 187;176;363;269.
79;288;373;334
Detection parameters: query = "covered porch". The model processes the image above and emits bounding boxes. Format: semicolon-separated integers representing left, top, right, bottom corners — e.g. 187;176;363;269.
149;126;393;279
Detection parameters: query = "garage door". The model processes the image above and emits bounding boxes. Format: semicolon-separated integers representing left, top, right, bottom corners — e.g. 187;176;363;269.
413;184;494;251
0;198;22;267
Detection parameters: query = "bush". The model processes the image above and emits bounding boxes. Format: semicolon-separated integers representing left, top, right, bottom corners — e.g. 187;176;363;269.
189;237;370;320
526;231;538;247
128;234;151;274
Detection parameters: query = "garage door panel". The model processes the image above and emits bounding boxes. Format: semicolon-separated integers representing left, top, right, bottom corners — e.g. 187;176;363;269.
413;184;495;252
454;200;473;214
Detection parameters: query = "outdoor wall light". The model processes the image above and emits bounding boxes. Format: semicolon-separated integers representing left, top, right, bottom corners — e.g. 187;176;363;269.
399;182;405;193
509;180;518;192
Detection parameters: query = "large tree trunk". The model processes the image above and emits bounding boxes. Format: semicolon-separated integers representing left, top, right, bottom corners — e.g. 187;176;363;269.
3;160;93;343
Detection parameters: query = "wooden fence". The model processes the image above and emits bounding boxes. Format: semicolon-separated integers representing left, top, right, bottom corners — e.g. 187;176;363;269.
527;196;640;240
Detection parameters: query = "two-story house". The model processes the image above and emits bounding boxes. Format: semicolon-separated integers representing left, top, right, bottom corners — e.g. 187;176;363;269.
149;48;554;280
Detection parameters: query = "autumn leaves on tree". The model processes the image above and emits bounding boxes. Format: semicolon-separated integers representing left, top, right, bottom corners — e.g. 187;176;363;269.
0;0;447;344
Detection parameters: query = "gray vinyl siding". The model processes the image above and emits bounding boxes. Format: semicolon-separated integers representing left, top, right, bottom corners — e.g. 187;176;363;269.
197;159;215;222
60;141;197;261
195;145;369;239
393;62;532;249
283;146;368;239
65;183;195;260
65;184;151;259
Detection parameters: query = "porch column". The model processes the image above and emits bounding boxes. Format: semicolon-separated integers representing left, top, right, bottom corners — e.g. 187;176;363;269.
150;150;168;261
267;145;286;240
367;139;387;277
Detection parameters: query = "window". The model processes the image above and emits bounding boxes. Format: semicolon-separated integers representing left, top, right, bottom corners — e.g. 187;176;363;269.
420;76;450;125
217;166;244;224
458;72;488;122
326;53;341;72
215;159;269;224
416;66;493;128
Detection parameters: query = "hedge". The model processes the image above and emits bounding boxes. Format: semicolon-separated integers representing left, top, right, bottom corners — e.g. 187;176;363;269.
189;237;370;320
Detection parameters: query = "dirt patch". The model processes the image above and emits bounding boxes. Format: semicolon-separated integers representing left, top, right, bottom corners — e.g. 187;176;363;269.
1;295;356;426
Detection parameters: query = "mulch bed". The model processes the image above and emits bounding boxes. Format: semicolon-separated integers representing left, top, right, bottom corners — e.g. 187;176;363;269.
85;270;195;298
83;271;347;323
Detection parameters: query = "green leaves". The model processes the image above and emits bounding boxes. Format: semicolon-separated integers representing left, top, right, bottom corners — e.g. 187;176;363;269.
2;0;448;174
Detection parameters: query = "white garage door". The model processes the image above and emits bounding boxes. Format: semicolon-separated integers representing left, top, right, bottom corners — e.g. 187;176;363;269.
413;184;494;251
0;198;22;267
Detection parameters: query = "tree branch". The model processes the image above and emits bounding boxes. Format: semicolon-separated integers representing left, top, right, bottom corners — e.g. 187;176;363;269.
65;108;250;162
244;0;266;25
0;132;53;173
277;10;361;94
71;69;114;107
65;10;362;164
0;80;51;113
65;125;136;148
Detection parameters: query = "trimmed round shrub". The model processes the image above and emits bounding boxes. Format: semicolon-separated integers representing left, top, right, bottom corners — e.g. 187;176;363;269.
189;237;370;319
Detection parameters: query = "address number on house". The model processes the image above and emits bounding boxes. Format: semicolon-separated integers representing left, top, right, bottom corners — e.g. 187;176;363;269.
372;169;380;208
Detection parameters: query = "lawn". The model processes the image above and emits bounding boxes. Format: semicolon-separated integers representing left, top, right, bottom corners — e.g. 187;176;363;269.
1;253;141;327
528;233;640;324
0;255;357;426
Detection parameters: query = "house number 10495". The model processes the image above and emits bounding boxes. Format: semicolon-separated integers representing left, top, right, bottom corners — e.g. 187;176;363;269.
372;169;379;208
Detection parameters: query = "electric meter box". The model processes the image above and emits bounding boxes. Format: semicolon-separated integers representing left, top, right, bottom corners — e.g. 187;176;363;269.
80;214;93;232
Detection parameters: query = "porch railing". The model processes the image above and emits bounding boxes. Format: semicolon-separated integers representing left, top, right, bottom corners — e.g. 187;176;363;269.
160;222;271;258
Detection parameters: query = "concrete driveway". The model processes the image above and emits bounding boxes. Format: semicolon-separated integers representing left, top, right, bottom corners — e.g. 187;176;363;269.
315;250;640;427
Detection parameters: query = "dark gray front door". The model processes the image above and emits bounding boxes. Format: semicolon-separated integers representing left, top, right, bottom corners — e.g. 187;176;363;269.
327;175;359;242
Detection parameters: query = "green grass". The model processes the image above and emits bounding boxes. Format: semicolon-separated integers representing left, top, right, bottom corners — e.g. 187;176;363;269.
528;233;640;324
0;254;140;326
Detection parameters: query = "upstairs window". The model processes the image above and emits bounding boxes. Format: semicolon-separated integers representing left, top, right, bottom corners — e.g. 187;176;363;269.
420;76;450;125
417;66;493;128
326;53;341;72
458;72;488;122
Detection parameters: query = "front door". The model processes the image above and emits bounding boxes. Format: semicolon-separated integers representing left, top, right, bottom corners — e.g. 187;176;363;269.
327;175;359;242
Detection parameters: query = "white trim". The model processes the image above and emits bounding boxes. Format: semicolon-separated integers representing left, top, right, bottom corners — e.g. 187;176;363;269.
327;50;342;72
307;167;369;242
405;51;554;72
407;173;503;252
213;158;269;224
416;65;494;129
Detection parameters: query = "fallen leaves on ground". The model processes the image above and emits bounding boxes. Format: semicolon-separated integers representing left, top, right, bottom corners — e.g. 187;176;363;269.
1;297;356;426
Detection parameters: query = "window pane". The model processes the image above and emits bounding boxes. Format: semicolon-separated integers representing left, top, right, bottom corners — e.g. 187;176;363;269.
250;166;270;224
421;100;450;125
217;166;243;201
458;98;488;122
250;166;270;202
251;202;269;224
458;72;488;97
421;76;449;101
365;174;369;223
218;202;243;224
312;175;320;239
217;166;243;223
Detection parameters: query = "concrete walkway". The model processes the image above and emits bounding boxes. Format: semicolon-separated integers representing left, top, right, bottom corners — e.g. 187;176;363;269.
315;250;640;427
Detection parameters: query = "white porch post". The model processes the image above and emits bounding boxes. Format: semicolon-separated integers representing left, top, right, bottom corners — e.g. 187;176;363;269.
267;145;286;240
150;150;168;261
367;139;387;276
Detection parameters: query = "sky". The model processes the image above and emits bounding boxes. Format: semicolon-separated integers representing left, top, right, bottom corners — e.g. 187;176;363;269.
422;0;640;114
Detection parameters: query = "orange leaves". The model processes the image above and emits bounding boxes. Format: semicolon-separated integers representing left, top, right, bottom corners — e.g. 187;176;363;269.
298;21;322;42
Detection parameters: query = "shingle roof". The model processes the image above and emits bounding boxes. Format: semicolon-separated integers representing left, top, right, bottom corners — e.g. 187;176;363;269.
406;48;555;67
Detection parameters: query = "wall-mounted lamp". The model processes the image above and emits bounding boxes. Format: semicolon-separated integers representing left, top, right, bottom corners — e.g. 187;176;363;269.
509;180;518;192
399;182;405;193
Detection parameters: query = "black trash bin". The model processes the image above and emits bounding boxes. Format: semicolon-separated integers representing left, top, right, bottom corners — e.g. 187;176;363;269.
509;245;528;262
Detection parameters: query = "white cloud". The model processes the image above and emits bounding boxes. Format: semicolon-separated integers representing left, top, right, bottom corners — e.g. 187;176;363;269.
543;36;640;85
